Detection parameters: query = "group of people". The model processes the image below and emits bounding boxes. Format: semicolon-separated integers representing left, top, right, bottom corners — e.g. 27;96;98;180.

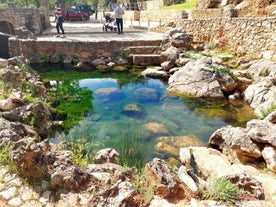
53;1;125;37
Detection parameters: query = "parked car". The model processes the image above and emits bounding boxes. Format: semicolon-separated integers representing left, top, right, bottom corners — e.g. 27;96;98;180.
62;6;90;21
75;4;95;16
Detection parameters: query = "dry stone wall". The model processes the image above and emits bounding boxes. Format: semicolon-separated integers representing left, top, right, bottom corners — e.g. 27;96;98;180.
136;8;276;61
0;3;48;35
174;17;276;60
8;38;162;63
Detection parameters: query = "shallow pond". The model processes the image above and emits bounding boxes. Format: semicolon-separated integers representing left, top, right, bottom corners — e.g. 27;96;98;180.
33;64;256;167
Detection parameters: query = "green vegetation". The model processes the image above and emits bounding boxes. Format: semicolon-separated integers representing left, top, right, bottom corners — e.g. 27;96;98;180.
62;139;96;168
260;104;276;119
40;54;51;63
159;0;197;10
211;65;230;74
110;123;152;172
0;143;17;171
260;67;269;77
200;177;240;206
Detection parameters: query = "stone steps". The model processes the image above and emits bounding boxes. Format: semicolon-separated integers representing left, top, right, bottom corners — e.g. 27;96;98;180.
124;45;161;66
132;54;161;66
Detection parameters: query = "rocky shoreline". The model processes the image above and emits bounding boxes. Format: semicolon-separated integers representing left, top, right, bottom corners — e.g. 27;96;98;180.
1;30;276;206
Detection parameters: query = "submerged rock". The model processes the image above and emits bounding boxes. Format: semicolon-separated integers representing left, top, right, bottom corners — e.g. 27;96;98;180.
122;103;146;119
133;88;159;102
94;87;124;101
143;122;170;137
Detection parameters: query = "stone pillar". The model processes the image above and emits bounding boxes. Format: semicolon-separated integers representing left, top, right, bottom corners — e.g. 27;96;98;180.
39;0;50;28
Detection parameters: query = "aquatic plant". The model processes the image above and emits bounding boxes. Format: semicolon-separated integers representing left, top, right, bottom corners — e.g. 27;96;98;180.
109;122;152;172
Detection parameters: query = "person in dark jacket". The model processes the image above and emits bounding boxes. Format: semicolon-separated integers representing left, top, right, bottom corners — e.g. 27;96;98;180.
55;2;65;37
114;2;124;35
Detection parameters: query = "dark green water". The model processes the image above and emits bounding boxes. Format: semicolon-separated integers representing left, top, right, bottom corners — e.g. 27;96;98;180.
33;64;256;166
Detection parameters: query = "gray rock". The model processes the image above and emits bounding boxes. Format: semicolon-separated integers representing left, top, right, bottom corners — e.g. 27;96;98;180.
94;148;120;164
244;77;276;116
168;57;236;98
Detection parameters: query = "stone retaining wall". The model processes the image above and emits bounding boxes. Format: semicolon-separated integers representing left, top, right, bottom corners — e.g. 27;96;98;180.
8;38;162;63
173;17;276;60
0;3;49;35
125;9;275;60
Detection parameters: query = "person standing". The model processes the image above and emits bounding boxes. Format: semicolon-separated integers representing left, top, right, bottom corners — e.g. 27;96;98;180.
55;2;65;37
114;2;124;35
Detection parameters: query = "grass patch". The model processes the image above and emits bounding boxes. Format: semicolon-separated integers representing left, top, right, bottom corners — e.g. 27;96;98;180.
200;177;240;206
158;0;198;10
0;143;17;172
260;104;276;119
106;122;152;172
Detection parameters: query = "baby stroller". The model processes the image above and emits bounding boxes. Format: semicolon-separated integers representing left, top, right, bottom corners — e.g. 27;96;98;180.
103;13;117;32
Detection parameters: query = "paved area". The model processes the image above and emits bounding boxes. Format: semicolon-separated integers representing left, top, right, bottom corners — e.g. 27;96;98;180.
39;19;163;41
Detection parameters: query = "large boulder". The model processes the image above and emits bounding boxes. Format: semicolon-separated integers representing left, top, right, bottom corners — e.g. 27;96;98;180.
209;113;276;172
167;57;237;98
0;118;39;144
243;60;276;116
145;158;192;199
1;101;53;139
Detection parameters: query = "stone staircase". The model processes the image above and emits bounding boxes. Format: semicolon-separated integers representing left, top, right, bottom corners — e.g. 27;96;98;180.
123;45;162;66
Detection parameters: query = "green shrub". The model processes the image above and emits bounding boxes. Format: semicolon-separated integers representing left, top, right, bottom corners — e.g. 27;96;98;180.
200;178;240;206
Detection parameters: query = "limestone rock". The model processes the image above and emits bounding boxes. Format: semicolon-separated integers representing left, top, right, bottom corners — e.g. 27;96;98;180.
155;136;205;157
0;91;24;111
2;101;53;139
145;158;188;199
142;67;168;79
245;59;276;78
244;77;276;116
93;181;137;207
209;125;262;163
226;173;265;200
180;147;232;179
168;57;237;98
209;117;276;172
262;146;276;172
94;148;120;164
0;117;39;143
160;46;179;71
171;33;193;49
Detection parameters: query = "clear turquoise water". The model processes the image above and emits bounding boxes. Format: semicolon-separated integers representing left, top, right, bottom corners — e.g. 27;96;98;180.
34;65;255;166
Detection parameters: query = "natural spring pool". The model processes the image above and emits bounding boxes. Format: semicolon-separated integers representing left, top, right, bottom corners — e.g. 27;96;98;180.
33;64;256;167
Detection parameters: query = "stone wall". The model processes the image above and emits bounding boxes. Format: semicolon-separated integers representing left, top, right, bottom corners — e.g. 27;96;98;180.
124;9;275;61
176;17;276;60
0;3;48;35
8;38;162;63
